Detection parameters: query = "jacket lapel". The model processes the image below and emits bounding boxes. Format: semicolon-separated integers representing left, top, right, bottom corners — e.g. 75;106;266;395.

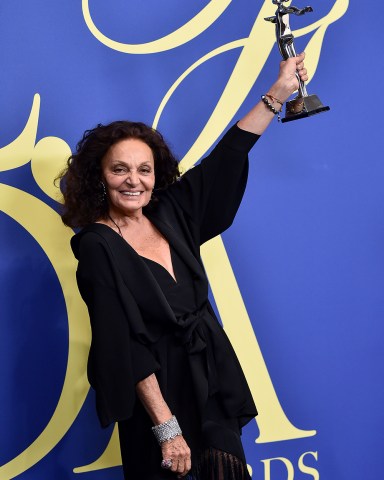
145;212;206;287
77;207;208;326
83;224;176;327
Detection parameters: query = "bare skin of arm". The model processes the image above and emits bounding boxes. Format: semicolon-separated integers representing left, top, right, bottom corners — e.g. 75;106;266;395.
237;52;308;135
136;374;191;477
135;53;308;477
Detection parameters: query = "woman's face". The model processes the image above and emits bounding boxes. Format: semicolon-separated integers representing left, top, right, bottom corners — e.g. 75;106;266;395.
101;138;155;217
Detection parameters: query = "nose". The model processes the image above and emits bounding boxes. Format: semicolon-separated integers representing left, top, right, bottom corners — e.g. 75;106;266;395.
125;170;139;186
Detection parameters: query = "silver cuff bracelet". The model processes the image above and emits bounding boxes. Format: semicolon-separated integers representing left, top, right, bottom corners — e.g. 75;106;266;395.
152;415;182;444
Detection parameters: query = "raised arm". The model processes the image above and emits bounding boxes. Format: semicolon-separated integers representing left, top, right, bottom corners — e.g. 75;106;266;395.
237;52;308;134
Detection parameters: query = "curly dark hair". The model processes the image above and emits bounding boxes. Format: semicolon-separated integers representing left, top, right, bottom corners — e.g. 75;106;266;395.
58;121;180;228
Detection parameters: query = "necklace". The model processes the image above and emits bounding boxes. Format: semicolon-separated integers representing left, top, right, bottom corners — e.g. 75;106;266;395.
108;214;123;237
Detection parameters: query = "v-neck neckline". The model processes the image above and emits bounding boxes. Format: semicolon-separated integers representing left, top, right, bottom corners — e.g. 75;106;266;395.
95;220;178;283
139;245;178;284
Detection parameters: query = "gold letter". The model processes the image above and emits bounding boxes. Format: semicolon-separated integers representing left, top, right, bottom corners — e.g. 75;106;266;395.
82;0;232;54
0;100;90;479
0;94;40;172
298;451;319;480
261;456;295;480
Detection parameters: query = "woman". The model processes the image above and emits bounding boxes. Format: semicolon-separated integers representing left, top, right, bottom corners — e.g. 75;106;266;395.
60;54;308;479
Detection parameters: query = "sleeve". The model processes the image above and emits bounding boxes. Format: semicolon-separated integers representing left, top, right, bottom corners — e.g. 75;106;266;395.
168;124;260;244
76;233;160;427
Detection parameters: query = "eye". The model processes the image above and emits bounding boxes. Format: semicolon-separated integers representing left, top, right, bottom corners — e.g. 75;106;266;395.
112;166;126;174
140;166;152;174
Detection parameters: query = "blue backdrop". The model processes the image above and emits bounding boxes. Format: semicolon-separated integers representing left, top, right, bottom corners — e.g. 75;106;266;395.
1;1;383;479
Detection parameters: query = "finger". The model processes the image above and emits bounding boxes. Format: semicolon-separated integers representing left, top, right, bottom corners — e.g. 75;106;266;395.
178;462;186;474
185;455;192;472
175;458;185;474
170;458;178;473
299;70;308;82
174;450;189;475
177;472;189;478
177;465;189;478
184;455;192;475
179;450;190;473
179;455;190;476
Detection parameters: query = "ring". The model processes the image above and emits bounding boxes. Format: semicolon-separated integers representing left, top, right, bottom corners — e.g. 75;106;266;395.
161;459;173;469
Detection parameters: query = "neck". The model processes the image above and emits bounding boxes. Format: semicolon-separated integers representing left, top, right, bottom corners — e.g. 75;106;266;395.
106;209;146;236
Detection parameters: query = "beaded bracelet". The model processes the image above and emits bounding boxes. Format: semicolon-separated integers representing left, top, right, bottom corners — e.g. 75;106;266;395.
152;415;182;444
261;94;282;122
265;93;284;106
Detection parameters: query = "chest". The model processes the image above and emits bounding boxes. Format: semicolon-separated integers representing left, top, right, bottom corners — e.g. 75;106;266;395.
124;221;175;280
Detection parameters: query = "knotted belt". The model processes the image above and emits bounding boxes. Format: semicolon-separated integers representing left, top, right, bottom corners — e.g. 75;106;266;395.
174;304;220;411
169;303;257;424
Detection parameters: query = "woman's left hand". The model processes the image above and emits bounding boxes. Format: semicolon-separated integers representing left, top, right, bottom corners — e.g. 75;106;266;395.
237;51;310;134
269;52;309;104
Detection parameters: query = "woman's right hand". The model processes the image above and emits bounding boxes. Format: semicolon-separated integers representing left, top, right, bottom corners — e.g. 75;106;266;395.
161;435;191;477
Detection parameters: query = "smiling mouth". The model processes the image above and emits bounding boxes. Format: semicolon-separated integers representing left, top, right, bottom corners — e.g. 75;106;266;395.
120;191;142;196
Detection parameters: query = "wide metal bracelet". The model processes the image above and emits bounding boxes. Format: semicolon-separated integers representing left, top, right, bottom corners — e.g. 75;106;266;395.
152;415;182;444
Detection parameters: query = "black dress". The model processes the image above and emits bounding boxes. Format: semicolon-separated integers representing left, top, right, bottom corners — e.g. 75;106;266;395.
71;124;259;480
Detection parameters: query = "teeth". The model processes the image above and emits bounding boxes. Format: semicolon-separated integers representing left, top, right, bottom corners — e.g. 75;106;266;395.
122;191;141;196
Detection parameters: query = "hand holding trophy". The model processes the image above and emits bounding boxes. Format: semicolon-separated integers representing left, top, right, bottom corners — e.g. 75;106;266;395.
265;0;330;123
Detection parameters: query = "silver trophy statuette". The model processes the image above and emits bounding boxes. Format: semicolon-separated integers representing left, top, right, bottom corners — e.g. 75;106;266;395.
265;0;330;123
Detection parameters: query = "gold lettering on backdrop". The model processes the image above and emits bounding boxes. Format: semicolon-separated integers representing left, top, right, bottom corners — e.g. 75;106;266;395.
261;457;295;480
298;451;319;480
170;0;348;171
31;136;72;201
0;98;91;480
73;425;122;473
260;452;319;479
82;0;231;54
0;95;40;171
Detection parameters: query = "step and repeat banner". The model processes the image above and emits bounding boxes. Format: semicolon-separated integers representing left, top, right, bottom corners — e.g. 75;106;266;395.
1;1;383;479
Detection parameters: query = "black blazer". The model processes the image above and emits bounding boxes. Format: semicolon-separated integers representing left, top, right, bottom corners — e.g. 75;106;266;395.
71;124;259;428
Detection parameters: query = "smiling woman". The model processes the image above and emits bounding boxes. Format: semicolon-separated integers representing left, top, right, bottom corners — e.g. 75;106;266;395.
102;139;155;216
57;55;308;480
58;121;180;228
100;138;179;278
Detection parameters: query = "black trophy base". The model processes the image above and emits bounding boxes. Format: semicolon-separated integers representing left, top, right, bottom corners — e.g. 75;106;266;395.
282;94;330;123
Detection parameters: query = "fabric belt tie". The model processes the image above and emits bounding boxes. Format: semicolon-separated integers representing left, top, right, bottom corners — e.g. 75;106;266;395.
174;305;220;401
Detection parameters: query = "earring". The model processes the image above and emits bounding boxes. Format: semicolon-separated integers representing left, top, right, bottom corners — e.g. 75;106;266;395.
99;181;107;203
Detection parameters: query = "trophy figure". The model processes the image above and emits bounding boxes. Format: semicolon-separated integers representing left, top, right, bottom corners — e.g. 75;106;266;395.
265;0;330;122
